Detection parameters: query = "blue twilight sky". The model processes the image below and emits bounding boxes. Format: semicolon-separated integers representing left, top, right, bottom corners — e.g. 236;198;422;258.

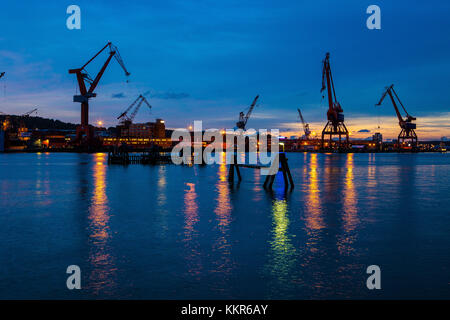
0;0;449;139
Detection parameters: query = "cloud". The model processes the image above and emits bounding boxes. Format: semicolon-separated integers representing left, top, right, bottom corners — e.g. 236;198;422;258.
112;93;126;99
150;92;190;100
358;129;370;133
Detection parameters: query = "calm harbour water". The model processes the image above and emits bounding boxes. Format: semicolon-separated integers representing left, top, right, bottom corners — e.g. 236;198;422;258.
0;152;449;299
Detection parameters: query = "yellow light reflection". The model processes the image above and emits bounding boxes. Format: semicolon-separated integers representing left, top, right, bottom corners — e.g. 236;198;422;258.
183;182;202;277
305;153;324;231
183;183;199;239
215;163;232;227
338;153;360;256
343;153;358;231
211;161;234;283
87;153;116;295
266;196;296;293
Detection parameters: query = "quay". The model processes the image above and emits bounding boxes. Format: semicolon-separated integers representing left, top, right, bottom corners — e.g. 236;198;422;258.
108;150;172;165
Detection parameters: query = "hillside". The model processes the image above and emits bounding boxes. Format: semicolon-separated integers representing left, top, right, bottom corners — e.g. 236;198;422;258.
0;115;77;130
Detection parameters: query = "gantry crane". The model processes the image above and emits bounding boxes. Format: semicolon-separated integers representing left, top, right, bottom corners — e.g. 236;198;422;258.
297;107;311;139
376;84;417;147
69;42;130;141
117;94;152;126
236;95;259;130
320;53;349;149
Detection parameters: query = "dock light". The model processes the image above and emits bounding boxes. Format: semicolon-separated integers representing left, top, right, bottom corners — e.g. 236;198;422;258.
97;120;103;126
188;125;193;130
279;142;285;152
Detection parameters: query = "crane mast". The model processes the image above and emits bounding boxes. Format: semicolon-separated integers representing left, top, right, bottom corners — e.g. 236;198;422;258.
320;53;348;149
297;107;311;139
236;95;259;130
69;42;130;142
376;84;417;147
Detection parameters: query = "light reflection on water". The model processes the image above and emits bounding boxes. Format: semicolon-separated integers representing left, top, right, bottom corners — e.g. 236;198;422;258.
266;189;296;297
86;153;117;296
338;153;359;256
211;162;234;293
183;182;202;278
304;153;324;232
0;152;449;299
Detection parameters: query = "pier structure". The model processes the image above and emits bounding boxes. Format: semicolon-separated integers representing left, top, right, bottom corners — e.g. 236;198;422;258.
228;153;294;189
107;147;171;165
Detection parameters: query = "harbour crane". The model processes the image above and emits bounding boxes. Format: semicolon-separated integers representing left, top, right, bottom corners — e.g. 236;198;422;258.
376;84;417;147
320;52;349;149
22;108;38;117
69;42;130;141
117;94;152;126
297;107;311;139
236;95;259;130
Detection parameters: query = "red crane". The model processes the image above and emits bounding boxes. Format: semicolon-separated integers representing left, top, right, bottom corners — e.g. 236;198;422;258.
69;42;130;141
320;52;349;149
376;84;417;147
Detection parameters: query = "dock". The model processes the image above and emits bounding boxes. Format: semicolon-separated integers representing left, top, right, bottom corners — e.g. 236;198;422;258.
108;151;172;165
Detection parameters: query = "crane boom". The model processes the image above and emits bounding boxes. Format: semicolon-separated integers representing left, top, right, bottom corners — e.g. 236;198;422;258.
245;95;259;125
130;96;152;122
376;84;416;126
118;95;141;120
297;107;311;139
22;108;38;116
376;85;404;123
118;94;152;124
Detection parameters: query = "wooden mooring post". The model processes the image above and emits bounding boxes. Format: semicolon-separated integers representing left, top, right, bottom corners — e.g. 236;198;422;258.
228;153;294;189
